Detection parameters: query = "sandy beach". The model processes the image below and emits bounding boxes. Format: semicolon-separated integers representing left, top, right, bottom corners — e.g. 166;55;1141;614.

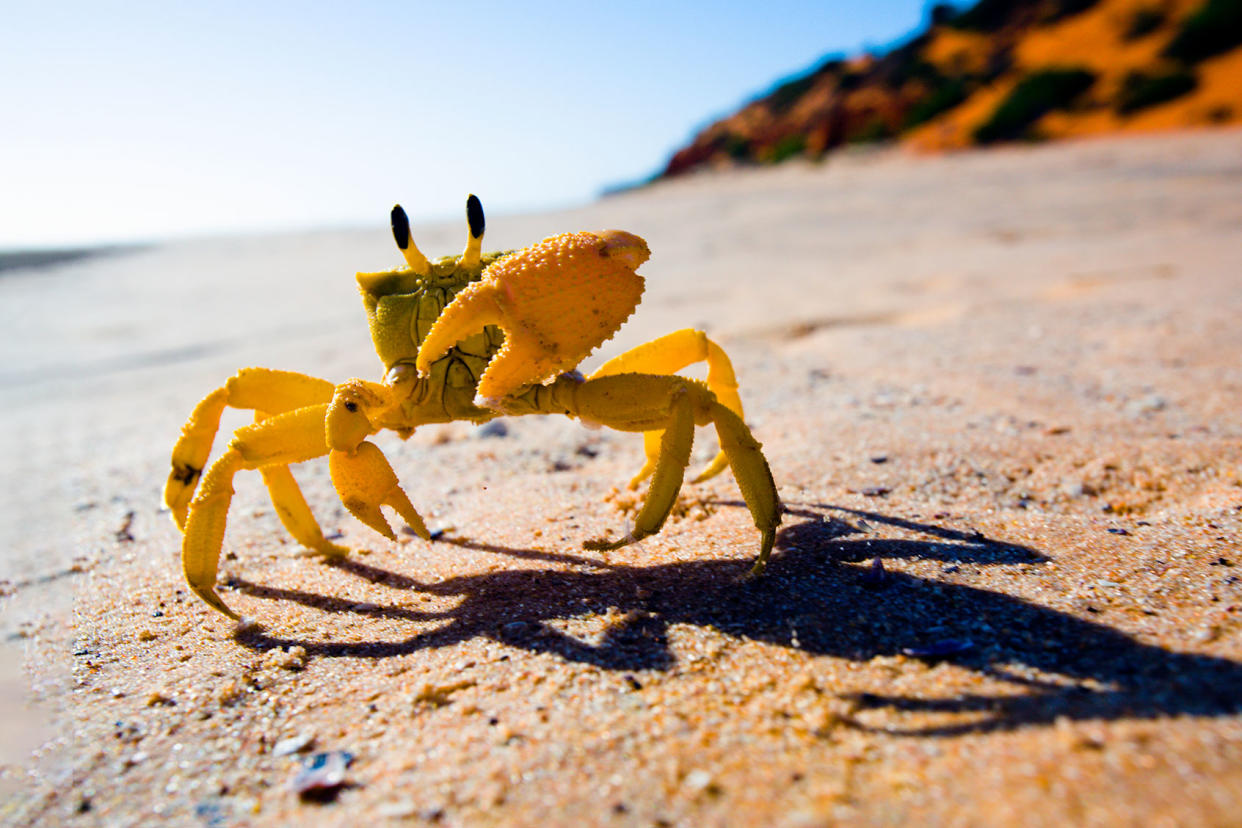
2;127;1241;825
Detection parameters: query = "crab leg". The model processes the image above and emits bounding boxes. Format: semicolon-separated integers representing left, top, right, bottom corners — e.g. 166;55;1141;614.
588;328;744;486
165;367;335;525
182;403;333;619
562;373;781;573
165;368;347;557
583;387;695;549
257;463;348;559
708;398;782;575
166;386;231;528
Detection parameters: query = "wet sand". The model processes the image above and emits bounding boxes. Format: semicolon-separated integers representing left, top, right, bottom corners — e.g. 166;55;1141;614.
2;127;1241;825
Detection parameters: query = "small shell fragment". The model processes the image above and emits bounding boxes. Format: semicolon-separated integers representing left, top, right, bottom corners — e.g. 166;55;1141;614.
291;750;354;798
273;731;317;757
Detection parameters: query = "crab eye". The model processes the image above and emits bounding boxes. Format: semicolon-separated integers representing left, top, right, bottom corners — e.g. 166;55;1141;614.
460;194;485;268
467;194;484;240
390;203;430;274
390;204;411;250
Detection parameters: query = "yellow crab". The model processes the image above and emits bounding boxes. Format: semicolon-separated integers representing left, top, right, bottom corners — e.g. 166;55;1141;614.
164;196;781;619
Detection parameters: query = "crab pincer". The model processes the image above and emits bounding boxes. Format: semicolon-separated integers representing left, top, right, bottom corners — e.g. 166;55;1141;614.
415;230;649;403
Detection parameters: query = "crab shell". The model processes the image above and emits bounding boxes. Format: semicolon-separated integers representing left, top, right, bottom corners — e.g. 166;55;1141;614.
415;229;650;402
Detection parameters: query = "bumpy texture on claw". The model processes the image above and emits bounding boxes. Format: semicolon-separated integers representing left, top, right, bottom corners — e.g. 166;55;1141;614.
416;230;650;402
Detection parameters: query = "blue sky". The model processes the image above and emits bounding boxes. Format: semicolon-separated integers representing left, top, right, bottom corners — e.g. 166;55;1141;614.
1;1;932;248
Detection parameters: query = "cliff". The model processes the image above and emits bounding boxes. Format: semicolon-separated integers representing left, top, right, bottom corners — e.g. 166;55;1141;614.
661;0;1242;176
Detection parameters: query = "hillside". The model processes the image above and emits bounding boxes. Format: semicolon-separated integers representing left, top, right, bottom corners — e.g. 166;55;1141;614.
661;0;1242;176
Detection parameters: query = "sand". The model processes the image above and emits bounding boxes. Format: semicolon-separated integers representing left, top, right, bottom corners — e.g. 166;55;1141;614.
1;127;1240;826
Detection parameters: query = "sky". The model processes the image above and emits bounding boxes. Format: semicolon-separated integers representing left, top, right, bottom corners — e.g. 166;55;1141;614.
1;0;934;249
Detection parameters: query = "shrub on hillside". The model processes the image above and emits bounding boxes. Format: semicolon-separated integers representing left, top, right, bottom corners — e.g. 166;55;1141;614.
767;134;807;163
904;78;970;128
722;134;752;162
849;118;896;144
945;0;1101;30
946;0;1024;31
767;76;817;116
1041;0;1100;23
1162;0;1242;62
973;67;1096;143
1124;7;1167;40
1115;69;1198;113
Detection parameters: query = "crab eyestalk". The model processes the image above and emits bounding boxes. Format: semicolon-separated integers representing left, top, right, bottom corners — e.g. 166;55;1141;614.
460;194;484;269
391;204;430;275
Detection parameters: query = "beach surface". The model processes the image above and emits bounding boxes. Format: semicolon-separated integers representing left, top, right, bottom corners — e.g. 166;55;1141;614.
2;128;1241;825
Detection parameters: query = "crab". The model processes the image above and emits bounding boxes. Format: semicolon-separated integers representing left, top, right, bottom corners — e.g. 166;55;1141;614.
164;196;781;619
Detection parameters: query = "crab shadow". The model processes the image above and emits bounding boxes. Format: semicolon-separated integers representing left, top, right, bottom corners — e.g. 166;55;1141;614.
232;503;1242;735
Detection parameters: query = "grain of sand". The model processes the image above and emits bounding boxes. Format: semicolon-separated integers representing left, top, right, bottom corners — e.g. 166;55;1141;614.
2;128;1241;826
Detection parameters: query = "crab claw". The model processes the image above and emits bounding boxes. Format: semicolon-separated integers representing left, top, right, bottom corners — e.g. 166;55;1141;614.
415;230;650;404
328;442;430;541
